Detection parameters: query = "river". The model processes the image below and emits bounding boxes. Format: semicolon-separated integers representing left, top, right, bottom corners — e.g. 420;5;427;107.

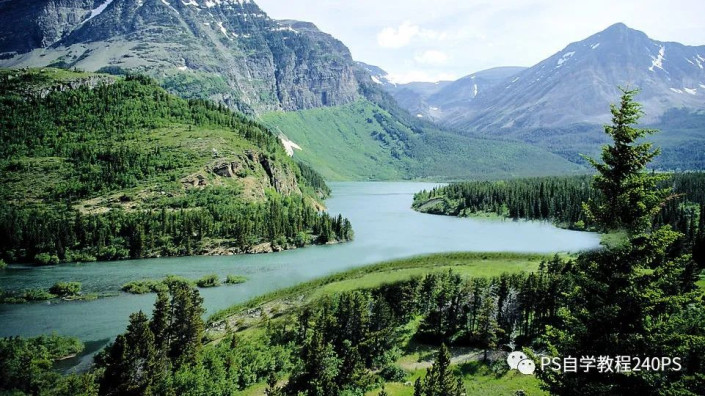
0;182;600;364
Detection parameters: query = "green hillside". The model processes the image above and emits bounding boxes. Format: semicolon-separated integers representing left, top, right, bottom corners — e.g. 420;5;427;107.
261;100;586;181
0;68;351;265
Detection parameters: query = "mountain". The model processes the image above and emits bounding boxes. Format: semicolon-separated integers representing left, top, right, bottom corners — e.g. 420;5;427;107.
425;66;525;120
0;68;352;264
0;0;361;114
446;23;705;130
364;63;524;121
260;99;584;180
0;0;589;180
403;23;705;170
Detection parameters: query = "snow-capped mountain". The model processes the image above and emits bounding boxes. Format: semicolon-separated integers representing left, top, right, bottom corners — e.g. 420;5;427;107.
445;23;705;130
425;67;525;119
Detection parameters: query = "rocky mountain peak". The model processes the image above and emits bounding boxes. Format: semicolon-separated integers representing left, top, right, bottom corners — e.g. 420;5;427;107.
446;23;705;130
0;0;364;113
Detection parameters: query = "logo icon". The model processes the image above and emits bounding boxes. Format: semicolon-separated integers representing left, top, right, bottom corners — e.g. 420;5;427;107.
507;351;536;375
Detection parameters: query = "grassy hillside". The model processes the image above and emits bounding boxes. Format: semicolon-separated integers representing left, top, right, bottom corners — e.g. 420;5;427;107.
0;68;351;264
260;100;586;181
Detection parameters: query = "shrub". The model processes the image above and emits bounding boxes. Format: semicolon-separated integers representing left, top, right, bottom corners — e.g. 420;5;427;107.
225;275;248;285
379;365;406;382
35;253;59;265
22;289;56;301
49;282;81;297
196;274;221;288
121;279;166;294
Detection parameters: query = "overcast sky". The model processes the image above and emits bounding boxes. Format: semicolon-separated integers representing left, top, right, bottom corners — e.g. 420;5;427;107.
255;0;705;83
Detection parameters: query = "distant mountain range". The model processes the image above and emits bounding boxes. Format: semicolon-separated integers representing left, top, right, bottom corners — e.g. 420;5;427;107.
370;23;705;169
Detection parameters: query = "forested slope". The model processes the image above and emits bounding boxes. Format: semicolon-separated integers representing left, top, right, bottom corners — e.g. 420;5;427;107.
0;68;352;265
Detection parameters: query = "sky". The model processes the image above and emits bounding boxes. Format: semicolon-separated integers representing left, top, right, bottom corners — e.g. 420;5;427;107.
255;0;705;83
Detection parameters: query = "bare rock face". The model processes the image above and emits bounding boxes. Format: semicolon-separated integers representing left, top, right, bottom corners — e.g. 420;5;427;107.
258;155;298;195
181;173;207;188
187;152;300;195
210;159;243;178
0;0;93;55
0;0;363;114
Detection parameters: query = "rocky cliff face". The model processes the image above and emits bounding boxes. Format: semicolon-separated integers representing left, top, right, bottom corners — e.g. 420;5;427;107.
0;0;362;113
0;0;94;54
183;150;302;199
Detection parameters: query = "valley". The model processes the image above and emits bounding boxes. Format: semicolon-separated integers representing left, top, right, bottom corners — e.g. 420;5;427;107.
0;1;704;395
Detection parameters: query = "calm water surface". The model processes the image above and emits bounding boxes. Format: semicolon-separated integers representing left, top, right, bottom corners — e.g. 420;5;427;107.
0;182;600;358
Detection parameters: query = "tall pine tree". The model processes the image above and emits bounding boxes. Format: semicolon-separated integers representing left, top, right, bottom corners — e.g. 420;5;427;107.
538;89;705;395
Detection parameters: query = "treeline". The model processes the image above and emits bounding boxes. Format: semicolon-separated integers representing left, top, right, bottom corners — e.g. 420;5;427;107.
0;188;353;264
262;258;572;395
414;173;705;265
0;334;87;395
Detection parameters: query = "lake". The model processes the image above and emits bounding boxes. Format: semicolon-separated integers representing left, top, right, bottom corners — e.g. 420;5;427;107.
0;182;600;361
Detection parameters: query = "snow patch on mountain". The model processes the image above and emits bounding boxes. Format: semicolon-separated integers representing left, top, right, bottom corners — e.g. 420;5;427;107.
591;43;600;49
217;21;228;37
279;135;301;157
85;0;115;22
182;0;199;6
371;75;382;85
650;46;666;72
684;87;697;95
204;0;250;8
556;51;575;67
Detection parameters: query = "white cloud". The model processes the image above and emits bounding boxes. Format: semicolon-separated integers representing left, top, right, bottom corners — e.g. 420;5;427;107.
415;50;449;65
377;21;420;48
386;70;458;84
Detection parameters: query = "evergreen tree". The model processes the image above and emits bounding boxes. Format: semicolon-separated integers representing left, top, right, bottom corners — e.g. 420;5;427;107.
582;88;668;233
150;290;170;350
284;331;340;396
538;89;705;395
98;312;160;395
165;279;205;368
476;291;501;362
415;344;463;396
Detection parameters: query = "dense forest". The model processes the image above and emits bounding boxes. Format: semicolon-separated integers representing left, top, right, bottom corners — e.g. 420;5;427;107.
413;173;705;266
0;69;352;264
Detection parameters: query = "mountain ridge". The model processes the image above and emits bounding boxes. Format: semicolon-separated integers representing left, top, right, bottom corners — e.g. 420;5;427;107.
0;0;362;114
439;23;705;130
